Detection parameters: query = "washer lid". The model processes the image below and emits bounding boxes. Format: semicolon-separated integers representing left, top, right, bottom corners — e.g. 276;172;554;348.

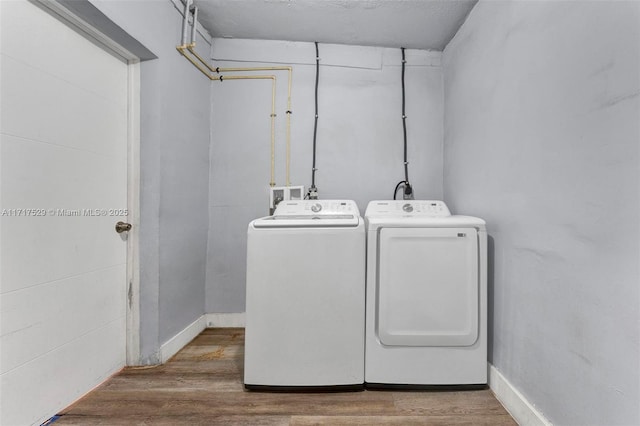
253;199;361;228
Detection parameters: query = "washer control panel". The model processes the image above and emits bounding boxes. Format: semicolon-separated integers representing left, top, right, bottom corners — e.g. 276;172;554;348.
365;200;451;217
275;200;358;216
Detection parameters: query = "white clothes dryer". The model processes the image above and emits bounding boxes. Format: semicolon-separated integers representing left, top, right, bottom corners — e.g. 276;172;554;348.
364;200;487;387
244;200;365;391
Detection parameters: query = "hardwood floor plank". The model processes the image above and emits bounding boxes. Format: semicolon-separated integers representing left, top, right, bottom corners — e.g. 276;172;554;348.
65;390;395;415
145;415;291;425
163;392;394;416
171;343;244;361
53;415;150;425
158;359;244;374
61;390;395;416
57;414;291;425
392;389;514;417
290;415;517;425
199;327;245;335
58;396;165;416
100;372;244;392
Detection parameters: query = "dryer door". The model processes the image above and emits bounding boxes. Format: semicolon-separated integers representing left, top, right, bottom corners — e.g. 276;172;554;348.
377;227;479;347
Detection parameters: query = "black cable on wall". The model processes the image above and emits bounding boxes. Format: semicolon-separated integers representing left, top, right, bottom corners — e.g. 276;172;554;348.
402;47;409;184
307;42;320;200
394;47;413;200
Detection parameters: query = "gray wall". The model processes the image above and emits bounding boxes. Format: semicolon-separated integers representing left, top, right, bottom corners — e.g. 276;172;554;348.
207;39;444;313
90;0;211;362
443;1;639;424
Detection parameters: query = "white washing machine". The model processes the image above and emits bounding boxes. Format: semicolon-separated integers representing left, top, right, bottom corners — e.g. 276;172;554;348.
364;200;487;386
244;200;365;390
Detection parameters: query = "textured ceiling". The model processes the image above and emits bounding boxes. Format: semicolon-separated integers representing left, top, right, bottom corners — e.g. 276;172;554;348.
194;0;477;51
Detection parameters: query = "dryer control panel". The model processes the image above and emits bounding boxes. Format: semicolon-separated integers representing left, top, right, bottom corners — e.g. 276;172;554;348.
365;200;451;217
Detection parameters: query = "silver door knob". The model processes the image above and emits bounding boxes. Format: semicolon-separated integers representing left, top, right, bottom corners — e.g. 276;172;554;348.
115;221;132;233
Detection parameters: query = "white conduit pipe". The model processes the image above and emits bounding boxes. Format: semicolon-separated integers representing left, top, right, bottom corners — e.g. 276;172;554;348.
177;6;292;187
214;66;293;187
176;5;276;187
177;44;278;186
190;5;198;45
180;0;191;46
178;7;294;187
189;50;294;187
219;75;278;187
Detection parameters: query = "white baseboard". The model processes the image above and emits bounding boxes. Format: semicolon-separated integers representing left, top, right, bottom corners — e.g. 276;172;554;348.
489;364;552;426
205;312;246;327
159;315;206;363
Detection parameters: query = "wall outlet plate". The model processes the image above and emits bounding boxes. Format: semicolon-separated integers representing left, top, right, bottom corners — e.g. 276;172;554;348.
269;185;305;211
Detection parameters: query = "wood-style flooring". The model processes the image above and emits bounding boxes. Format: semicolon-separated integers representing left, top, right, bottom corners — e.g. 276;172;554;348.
56;328;516;425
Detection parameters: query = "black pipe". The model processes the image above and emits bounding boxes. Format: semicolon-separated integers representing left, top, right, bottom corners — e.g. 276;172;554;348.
309;41;320;198
402;47;409;184
394;47;413;200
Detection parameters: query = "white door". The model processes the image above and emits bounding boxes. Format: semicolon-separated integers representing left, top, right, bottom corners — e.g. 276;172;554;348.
0;2;129;424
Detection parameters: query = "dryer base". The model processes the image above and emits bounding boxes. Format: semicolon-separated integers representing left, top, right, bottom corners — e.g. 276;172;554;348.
365;383;487;391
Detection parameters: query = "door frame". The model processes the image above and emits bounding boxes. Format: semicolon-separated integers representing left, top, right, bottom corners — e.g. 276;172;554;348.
29;0;142;365
125;62;142;366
